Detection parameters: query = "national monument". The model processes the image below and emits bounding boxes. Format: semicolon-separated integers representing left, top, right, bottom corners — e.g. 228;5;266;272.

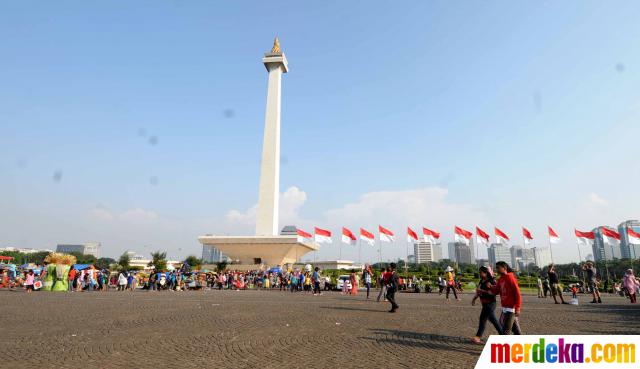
199;38;319;268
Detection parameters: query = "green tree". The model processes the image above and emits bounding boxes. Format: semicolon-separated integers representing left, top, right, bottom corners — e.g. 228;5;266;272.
95;257;116;270
118;252;131;271
183;255;202;269
215;260;228;271
69;252;96;264
148;251;167;271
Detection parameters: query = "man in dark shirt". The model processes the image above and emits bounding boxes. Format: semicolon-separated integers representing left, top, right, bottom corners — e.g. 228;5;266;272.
386;263;399;313
547;264;568;304
583;262;602;303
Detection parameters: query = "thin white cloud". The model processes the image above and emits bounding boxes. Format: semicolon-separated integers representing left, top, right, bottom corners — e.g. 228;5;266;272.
224;186;308;231
587;192;609;207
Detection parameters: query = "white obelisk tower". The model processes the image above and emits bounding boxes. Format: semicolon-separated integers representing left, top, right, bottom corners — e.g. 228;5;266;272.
255;37;288;236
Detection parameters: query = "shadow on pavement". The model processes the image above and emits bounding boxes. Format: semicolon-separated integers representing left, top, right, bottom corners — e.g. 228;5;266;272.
363;328;482;355
319;305;384;313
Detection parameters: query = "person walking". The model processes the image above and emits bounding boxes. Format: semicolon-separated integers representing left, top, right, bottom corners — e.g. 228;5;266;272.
437;273;446;295
583;262;602;303
623;269;639;303
376;268;388;302
349;269;358;296
444;266;459;301
24;270;35;293
117;271;127;291
536;277;544;298
67;267;76;292
312;267;321;295
547;264;568;304
386;263;399;312
471;266;503;343
362;265;373;299
487;261;522;335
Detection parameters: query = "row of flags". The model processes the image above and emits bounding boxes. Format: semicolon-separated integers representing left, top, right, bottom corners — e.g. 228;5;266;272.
296;225;640;247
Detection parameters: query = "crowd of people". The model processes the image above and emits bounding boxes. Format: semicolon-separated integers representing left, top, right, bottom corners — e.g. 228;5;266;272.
3;256;640;344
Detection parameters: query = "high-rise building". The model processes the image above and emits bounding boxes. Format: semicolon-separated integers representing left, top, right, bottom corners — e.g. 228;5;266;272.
414;242;442;263
488;243;510;266
618;220;640;259
592;226;621;261
447;242;473;264
56;242;101;258
510;245;534;271
532;247;552;268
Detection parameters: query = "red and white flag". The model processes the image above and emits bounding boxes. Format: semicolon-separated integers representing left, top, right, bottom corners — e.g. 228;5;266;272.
476;227;490;245
602;228;620;245
548;226;560;244
296;228;312;243
360;228;375;246
423;227;440;244
454;226;472;245
627;228;640;244
495;227;509;244
522;227;533;245
379;225;395;242
407;227;419;243
575;229;595;245
341;227;356;245
314;227;332;244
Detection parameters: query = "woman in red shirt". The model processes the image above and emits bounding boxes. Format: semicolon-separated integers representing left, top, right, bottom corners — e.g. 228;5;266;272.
488;261;522;335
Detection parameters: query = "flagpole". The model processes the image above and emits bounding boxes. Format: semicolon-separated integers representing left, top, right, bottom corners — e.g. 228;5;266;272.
548;231;554;263
575;235;583;263
378;238;382;267
358;238;362;265
405;236;409;277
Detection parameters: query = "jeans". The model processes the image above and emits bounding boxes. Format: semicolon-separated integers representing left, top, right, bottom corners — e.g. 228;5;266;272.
313;282;321;294
67;280;74;292
500;311;522;335
386;287;398;309
446;285;458;299
377;284;387;301
365;282;371;298
476;302;503;337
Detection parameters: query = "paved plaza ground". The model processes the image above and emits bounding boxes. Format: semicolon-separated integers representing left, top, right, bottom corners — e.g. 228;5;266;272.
1;289;638;368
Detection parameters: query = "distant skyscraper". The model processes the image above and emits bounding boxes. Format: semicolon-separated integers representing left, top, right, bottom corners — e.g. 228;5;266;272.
592;226;621;261
488;243;510;266
618;220;640;259
532;247;552;268
56;242;101;258
448;242;473;264
414;241;441;263
510;245;534;271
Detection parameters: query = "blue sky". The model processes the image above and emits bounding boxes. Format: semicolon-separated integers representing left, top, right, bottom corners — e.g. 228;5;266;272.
2;1;640;262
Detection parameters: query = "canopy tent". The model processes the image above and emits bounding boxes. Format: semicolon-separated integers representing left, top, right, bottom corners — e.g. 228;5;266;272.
72;264;93;270
268;267;282;274
0;256;14;261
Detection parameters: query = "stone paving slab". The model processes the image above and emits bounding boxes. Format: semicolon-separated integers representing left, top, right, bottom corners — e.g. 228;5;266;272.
1;289;638;368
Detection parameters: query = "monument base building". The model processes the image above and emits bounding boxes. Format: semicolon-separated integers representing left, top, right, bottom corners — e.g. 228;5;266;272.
199;235;318;267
